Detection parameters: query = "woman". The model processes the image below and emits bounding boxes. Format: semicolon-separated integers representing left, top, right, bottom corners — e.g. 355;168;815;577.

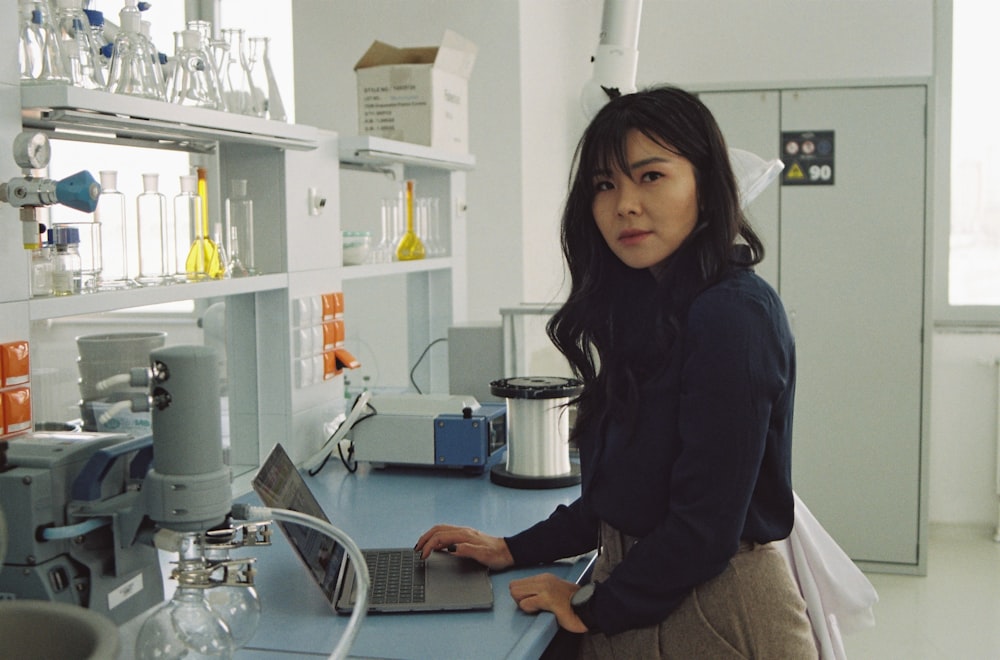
416;86;816;658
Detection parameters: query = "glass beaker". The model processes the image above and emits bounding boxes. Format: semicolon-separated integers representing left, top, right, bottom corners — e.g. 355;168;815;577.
106;0;164;100
136;173;168;286
168;29;223;110
247;36;286;121
53;0;105;90
219;29;257;116
18;0;69;83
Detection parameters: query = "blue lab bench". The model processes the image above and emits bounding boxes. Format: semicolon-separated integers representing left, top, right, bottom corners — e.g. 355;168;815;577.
235;460;592;659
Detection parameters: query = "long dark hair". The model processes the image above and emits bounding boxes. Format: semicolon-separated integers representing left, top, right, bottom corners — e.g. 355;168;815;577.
547;85;764;443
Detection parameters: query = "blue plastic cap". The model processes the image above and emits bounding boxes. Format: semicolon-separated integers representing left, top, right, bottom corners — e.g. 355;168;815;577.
55;170;101;214
137;1;152;10
50;225;80;246
100;43;114;59
83;9;104;27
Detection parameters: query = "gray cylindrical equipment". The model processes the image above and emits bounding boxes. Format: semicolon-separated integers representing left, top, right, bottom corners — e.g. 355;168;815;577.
143;345;231;532
489;376;582;489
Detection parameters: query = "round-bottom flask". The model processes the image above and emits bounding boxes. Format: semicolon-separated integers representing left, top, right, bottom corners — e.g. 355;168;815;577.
135;585;234;659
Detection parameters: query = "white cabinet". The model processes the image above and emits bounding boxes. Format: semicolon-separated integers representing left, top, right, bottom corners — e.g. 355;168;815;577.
7;84;342;495
701;86;930;573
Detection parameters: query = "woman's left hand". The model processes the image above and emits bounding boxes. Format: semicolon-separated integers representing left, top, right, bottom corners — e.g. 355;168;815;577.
509;573;588;633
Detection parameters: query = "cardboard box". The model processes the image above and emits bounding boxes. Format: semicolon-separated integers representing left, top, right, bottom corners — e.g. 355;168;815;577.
355;30;477;154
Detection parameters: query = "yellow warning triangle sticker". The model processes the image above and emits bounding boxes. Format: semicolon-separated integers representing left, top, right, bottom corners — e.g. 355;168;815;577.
787;163;805;179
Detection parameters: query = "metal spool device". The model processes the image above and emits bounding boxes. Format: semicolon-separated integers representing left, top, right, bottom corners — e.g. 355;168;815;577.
489;376;583;489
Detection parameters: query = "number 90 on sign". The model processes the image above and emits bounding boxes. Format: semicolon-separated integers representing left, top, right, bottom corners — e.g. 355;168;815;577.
809;164;833;182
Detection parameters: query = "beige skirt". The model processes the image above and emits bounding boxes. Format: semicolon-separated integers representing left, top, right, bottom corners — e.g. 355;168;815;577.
577;521;818;659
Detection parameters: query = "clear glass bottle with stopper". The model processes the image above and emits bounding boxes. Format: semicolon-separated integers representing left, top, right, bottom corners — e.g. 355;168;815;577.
105;0;164;100
52;0;105;90
136;173;168;286
18;0;69;83
49;225;82;296
95;170;132;289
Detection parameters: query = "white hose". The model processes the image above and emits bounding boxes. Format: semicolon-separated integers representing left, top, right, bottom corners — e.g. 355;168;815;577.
95;373;132;393
97;399;133;425
233;504;369;660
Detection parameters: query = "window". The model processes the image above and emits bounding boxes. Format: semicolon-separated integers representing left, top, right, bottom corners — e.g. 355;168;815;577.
948;2;1000;307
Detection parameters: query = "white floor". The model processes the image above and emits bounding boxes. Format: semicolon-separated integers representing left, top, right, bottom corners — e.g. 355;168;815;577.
842;524;1000;659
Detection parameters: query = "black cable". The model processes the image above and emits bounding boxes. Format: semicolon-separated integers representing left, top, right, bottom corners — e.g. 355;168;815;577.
307;395;376;476
409;337;448;394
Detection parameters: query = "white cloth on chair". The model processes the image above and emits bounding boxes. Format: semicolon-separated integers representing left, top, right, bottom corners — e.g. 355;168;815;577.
775;492;879;660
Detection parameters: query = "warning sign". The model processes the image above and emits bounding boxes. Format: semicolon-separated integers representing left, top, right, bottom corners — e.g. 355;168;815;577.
781;131;834;186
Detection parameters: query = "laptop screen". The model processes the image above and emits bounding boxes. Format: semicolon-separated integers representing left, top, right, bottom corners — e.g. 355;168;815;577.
251;443;345;602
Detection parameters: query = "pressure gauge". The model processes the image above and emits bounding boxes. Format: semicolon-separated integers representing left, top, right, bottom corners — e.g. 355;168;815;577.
12;132;51;170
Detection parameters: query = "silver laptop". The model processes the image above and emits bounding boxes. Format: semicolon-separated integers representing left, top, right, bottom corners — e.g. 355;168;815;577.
251;443;493;614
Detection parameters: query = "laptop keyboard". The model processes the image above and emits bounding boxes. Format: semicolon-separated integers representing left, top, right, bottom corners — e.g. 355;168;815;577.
365;550;427;605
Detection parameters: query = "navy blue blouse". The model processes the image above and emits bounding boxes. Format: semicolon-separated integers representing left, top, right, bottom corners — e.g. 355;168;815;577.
505;266;796;635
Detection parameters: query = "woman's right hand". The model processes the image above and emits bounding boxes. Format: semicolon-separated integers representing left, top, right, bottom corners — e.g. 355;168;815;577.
414;524;515;571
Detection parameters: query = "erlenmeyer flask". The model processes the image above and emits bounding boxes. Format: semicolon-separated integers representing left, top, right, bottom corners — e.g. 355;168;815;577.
19;0;70;83
219;29;257;116
187;20;226;110
106;0;164;100
247;37;286;121
168;30;223;109
53;0;105;89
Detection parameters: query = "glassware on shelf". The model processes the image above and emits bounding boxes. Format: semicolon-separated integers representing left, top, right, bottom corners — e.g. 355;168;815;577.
18;0;69;84
247;36;286;121
194;167;225;279
212;222;233;279
136;173;168;286
52;0;105;90
219;28;257;116
395;179;425;261
83;8;112;70
49;225;82;296
105;0;165;100
54;220;102;291
95;170;133;289
374;197;398;264
186;20;227;110
30;244;53;297
224;179;255;277
174;174;207;281
139;19;167;98
168;29;223;110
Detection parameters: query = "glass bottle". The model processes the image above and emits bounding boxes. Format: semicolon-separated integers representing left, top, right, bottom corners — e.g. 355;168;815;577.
174;174;206;281
168;29;222;110
52;0;104;90
247;37;286;121
96;170;132;289
136;173;168;286
50;226;82;296
106;0;164;100
18;0;69;83
219;29;256;116
224;179;255;277
30;245;53;298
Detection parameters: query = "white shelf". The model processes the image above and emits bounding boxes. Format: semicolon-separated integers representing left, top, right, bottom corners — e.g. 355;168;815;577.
28;273;289;320
341;257;454;281
20;84;320;152
339;135;475;171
